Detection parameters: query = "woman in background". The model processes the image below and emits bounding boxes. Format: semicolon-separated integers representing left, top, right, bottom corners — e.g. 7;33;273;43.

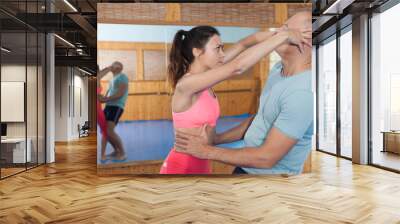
97;65;109;162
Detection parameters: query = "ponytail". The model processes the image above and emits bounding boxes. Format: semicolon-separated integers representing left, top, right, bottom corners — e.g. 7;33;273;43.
168;30;191;88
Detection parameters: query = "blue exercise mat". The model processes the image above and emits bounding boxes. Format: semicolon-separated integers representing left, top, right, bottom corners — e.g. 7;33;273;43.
97;114;249;164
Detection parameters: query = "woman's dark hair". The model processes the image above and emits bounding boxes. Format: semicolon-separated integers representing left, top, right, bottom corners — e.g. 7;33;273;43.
168;26;220;88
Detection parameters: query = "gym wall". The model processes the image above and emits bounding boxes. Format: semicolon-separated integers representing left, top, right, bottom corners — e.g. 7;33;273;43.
97;3;309;121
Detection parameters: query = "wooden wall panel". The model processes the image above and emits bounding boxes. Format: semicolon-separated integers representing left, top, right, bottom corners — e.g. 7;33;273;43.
223;91;258;116
214;79;257;91
120;95;172;121
98;3;310;27
180;3;275;27
287;3;311;18
143;50;167;80
97;3;167;24
97;49;137;81
101;79;260;121
274;4;288;26
102;81;169;95
165;3;181;22
136;50;144;80
97;3;311;28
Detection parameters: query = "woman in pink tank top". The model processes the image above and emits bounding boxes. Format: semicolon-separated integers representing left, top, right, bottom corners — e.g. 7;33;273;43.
160;26;311;174
97;65;109;162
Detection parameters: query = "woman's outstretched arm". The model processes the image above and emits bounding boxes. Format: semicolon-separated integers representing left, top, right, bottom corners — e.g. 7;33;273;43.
223;30;277;64
176;29;310;96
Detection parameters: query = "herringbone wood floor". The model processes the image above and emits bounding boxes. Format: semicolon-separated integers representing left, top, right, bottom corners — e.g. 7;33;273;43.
1;135;400;224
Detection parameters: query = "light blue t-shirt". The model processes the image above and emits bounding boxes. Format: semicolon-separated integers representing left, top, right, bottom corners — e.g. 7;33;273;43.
242;62;314;175
106;73;129;109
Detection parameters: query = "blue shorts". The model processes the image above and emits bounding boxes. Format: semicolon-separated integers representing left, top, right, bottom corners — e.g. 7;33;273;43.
232;167;247;174
104;106;124;124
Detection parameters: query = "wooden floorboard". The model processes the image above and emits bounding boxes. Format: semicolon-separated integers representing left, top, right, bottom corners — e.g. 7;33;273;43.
0;135;400;223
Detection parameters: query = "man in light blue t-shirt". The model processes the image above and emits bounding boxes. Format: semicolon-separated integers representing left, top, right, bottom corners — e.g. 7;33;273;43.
98;61;129;163
175;12;313;175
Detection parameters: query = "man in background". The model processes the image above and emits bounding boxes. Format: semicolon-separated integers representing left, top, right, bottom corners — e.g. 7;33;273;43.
98;61;129;162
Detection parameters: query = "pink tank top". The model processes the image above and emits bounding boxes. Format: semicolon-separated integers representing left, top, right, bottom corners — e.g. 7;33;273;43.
173;89;220;128
97;87;107;137
160;89;220;174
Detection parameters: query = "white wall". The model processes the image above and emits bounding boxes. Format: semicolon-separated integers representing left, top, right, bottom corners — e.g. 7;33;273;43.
1;65;31;138
72;72;89;138
98;24;260;43
54;66;69;141
1;65;26;81
54;67;89;141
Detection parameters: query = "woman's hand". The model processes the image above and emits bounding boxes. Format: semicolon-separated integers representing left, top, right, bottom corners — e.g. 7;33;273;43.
98;94;108;103
277;27;312;53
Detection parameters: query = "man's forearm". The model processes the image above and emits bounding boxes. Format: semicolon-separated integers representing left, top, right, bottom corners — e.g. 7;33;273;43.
105;92;124;102
104;84;128;102
214;116;255;145
98;67;111;80
214;129;243;145
233;33;288;74
205;145;273;169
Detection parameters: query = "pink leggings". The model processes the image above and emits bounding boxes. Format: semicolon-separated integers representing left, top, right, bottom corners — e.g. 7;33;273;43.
97;87;107;137
160;148;211;174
